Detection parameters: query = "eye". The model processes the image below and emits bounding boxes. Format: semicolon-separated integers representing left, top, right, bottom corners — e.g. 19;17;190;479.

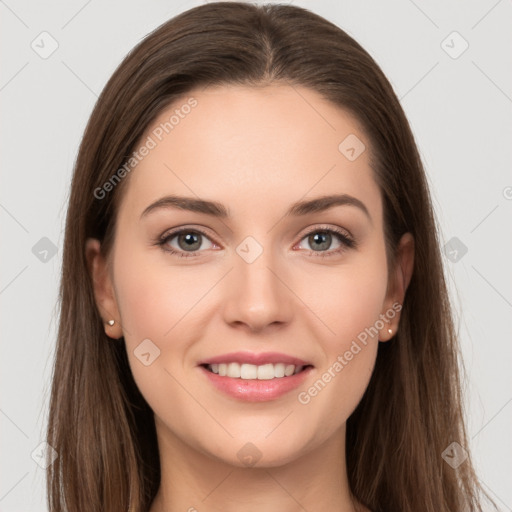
156;225;356;259
295;226;356;258
158;228;215;258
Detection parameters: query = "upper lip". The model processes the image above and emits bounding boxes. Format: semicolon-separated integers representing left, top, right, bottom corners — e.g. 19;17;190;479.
199;351;313;367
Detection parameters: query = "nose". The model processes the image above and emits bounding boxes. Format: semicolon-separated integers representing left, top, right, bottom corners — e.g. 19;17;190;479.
221;245;294;333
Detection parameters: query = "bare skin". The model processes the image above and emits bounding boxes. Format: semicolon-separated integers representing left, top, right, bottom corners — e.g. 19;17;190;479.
86;84;414;512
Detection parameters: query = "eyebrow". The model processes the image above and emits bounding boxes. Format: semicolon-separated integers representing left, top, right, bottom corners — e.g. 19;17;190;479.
140;193;371;222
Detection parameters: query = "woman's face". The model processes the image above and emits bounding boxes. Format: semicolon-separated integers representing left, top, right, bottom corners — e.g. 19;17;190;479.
88;84;411;468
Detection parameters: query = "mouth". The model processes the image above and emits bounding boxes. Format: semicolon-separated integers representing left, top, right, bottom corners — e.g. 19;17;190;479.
198;352;314;402
201;362;313;380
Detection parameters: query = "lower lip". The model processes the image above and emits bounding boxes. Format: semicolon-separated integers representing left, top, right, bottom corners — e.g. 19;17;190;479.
199;365;313;402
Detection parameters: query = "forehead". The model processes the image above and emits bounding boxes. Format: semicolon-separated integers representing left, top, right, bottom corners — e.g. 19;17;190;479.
118;84;381;224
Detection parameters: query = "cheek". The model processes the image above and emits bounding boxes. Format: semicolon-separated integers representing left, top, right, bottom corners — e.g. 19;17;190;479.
111;248;205;426
110;244;199;385
112;244;208;342
292;250;388;422
295;248;388;349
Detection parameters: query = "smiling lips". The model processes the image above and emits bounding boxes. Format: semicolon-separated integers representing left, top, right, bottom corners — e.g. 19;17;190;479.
199;351;314;401
199;351;312;379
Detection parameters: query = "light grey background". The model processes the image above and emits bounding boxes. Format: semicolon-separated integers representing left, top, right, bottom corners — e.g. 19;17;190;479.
1;0;511;510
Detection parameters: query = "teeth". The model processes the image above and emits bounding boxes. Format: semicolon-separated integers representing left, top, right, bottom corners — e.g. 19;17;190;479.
257;364;275;380
208;362;306;379
285;364;295;377
241;364;258;379
227;362;239;378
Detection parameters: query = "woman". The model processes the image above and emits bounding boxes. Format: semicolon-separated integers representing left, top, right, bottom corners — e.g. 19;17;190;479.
46;2;495;511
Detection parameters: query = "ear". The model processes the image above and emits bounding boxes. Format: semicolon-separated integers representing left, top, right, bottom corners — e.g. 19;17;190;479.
379;232;414;341
85;238;123;339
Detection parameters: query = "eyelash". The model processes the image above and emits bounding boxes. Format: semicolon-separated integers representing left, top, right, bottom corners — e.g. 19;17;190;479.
156;225;356;259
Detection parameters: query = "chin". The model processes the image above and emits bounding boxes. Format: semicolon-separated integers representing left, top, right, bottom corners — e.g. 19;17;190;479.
207;432;315;470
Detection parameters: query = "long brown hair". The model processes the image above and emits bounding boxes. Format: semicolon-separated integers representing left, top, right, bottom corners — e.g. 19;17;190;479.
47;2;495;511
